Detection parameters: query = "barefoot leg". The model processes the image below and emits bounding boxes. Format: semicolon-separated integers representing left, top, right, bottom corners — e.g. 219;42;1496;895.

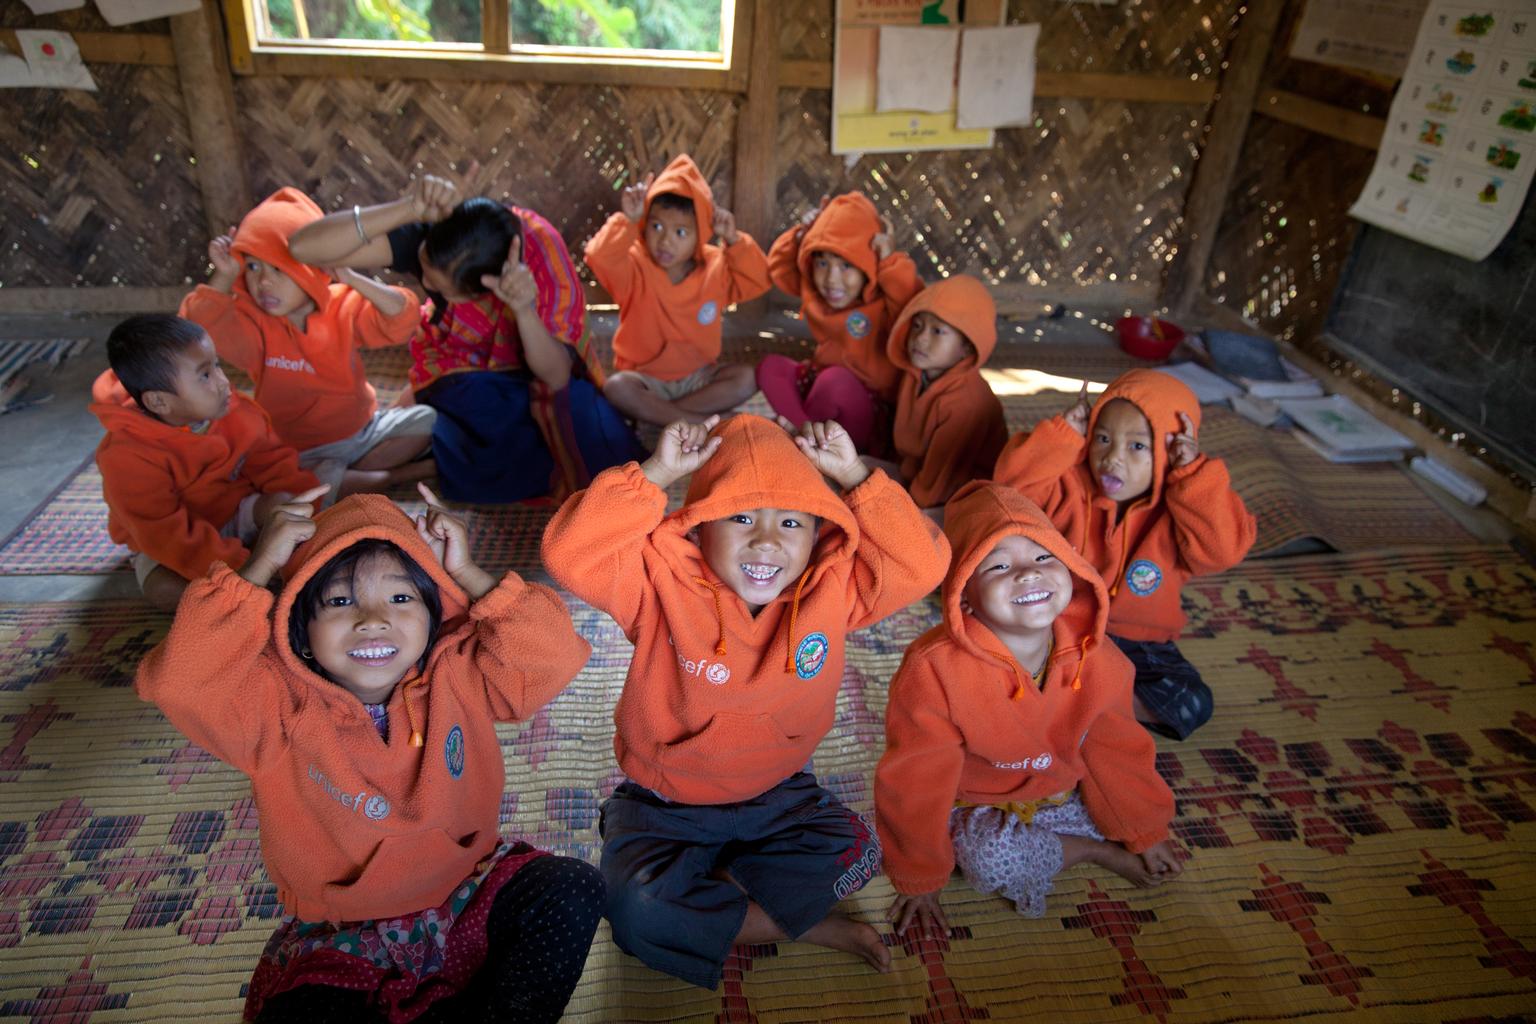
733;901;890;973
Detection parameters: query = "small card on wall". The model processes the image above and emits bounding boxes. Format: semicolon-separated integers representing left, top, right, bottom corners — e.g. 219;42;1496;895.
875;25;960;113
957;23;1040;129
94;0;201;27
0;30;96;91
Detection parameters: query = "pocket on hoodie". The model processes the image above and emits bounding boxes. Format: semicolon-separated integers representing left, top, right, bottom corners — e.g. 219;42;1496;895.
320;827;483;922
656;712;803;777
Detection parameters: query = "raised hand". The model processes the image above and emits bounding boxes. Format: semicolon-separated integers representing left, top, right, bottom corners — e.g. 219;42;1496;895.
789;418;868;491
408;174;459;222
480;236;538;313
208;228;239;277
713;206;740;245
415;483;496;599
621;171;654;222
241;484;330;586
1064;382;1092;436
796;194;831;238
888;890;949;938
642;416;723;489
1167;411;1199;468
871;214;896;260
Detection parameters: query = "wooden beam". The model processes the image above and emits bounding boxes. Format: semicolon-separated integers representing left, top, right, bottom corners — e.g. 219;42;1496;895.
779;59;1216;104
1254;87;1386;150
1160;0;1286;318
481;0;509;55
172;0;252;239
0;287;189;314
732;0;779;245
0;29;174;66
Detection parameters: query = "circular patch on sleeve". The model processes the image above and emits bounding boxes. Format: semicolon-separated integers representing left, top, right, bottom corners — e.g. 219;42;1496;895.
697;300;719;325
845;311;871;338
1125;559;1163;596
444;725;465;779
794;631;830;680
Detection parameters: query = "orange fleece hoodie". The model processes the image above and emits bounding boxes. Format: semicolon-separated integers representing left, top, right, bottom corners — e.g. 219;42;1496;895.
767;192;921;401
584;155;772;381
91;369;318;581
887;275;1007;508
875;481;1174;895
993;368;1256;642
542;414;950;805
179;187;419;452
135;494;591;924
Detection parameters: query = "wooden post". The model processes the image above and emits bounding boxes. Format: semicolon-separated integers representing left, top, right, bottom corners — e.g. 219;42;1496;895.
731;0;779;245
171;0;252;240
1161;0;1286;318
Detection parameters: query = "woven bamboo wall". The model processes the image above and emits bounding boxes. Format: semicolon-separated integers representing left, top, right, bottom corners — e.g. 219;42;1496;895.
775;0;1242;294
0;5;206;288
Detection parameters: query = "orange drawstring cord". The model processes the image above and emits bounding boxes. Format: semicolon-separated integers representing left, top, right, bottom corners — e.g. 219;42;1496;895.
1068;636;1094;691
400;673;426;747
693;577;728;656
782;568;812;672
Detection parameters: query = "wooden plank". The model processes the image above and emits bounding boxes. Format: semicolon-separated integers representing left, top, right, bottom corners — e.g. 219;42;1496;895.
172;0;252;240
0;29;175;66
1160;0;1286;318
481;0;509;55
779;59;1216;103
1254;87;1386;150
0;287;189;314
732;0;779;245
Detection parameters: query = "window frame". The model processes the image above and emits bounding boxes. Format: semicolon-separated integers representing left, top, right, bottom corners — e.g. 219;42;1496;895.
222;0;748;91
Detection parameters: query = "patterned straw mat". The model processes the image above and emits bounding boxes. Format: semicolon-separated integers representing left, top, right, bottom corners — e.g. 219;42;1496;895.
2;545;1535;1022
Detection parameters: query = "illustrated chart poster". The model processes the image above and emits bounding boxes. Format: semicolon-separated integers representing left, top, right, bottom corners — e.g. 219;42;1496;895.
1350;2;1536;260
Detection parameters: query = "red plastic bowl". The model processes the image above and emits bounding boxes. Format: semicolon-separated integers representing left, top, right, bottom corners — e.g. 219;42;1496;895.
1115;316;1186;361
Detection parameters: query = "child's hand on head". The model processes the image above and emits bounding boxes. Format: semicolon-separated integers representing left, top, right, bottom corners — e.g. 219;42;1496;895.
621;172;654;222
888;890;948;938
871;214;896;261
784;417;869;491
241;484;330;586
1167;411;1199;468
1139;839;1185;882
713;207;740;246
795;194;830;238
415;483;498;600
407;174;458;222
643;416;723;489
207;229;239;290
481;236;538;314
1064;382;1092;436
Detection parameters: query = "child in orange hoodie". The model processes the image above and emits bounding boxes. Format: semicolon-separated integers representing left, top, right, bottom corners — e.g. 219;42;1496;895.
136;486;601;1022
756;192;922;452
584;155;772;427
994;369;1257;739
876;481;1180;935
92;314;321;612
181;187;435;499
542;414;950;989
878;275;1007;515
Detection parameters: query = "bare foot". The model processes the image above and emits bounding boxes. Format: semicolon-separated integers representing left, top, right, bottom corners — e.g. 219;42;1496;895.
1068;835;1167;888
800;914;892;973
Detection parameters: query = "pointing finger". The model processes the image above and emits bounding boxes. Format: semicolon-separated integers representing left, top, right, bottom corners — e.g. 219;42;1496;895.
417;482;447;509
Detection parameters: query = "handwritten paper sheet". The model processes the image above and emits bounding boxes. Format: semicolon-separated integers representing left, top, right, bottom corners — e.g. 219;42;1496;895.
875;25;959;113
94;0;200;27
956;23;1039;129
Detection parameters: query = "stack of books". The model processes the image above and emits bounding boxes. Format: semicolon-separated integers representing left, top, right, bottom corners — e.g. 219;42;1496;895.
1278;394;1416;463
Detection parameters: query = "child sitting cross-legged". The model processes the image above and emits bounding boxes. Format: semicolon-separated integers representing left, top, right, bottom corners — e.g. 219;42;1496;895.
542;413;950;989
92;313;323;612
584;155;772;426
756;193;922;452
876;481;1182;935
993;370;1257;739
135;486;602;1023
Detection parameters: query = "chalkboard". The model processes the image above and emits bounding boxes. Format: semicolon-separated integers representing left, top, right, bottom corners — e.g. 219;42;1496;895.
1325;192;1536;477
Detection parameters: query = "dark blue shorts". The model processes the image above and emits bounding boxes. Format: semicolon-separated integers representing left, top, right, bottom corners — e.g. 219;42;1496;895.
598;772;880;989
1111;635;1214;740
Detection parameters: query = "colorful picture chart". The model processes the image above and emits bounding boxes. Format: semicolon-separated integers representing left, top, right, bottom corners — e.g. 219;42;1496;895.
831;0;1005;155
1350;2;1536;260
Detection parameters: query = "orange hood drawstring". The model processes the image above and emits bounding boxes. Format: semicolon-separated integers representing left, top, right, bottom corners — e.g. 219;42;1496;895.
694;576;729;657
782;568;813;673
400;672;427;748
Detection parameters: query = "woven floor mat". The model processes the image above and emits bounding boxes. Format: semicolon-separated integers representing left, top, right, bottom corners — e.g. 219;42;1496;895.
2;546;1535;1021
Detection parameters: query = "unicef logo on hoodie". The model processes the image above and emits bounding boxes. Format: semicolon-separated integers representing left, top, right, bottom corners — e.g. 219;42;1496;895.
1125;559;1163;596
845;311;871;338
697;301;719;326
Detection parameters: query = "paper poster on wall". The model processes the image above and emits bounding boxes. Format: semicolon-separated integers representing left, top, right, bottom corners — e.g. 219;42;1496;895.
876;25;959;113
0;30;96;90
957;23;1039;129
94;0;200;27
832;0;1006;155
21;0;87;14
1349;1;1536;260
1290;0;1431;78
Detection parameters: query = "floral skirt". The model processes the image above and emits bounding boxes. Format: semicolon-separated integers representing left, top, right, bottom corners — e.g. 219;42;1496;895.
243;841;545;1023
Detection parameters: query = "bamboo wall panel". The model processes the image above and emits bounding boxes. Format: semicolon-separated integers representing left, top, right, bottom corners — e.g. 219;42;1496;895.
236;77;740;278
0;64;206;288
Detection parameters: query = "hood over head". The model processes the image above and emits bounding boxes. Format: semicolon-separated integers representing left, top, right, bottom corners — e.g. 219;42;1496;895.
1087;368;1200;506
797;193;882;304
90;368;172;436
645;154;717;265
887;274;997;378
231;187;332;312
941;480;1107;695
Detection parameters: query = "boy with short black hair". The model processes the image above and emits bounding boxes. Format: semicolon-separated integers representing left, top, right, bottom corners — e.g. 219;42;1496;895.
542;413;949;989
584;154;772;427
92;313;323;611
994;369;1256;739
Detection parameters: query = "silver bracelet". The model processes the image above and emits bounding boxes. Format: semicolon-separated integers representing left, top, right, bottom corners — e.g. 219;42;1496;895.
353;204;370;245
